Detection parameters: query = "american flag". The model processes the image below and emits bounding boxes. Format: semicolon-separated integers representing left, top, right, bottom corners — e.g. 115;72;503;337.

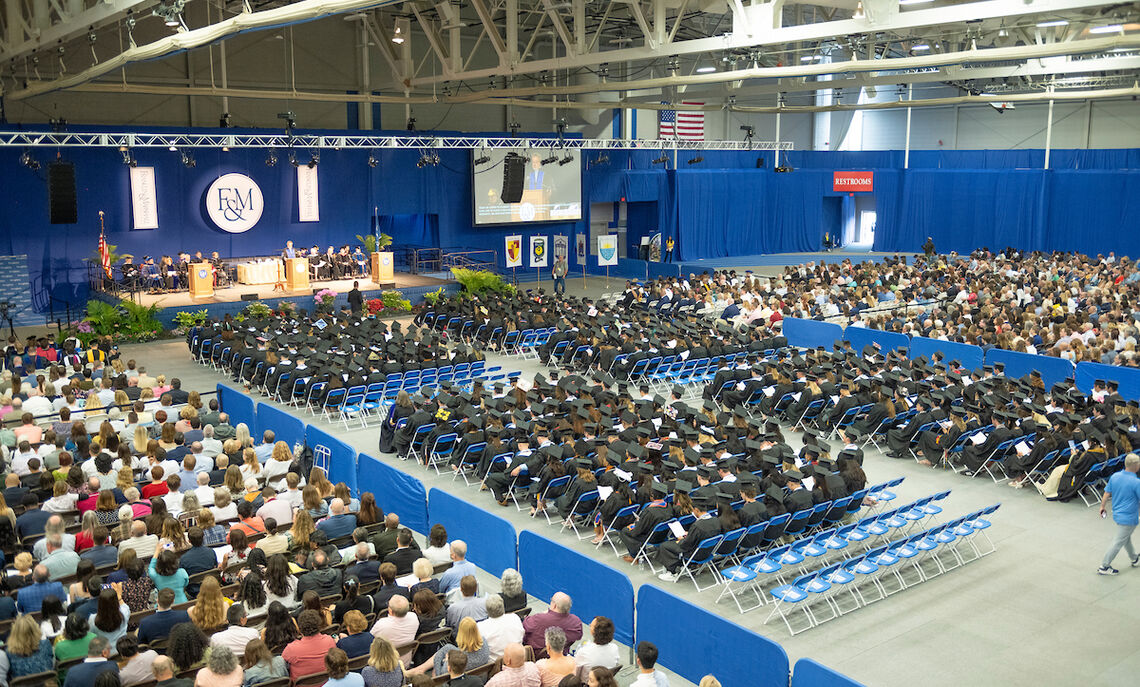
659;102;705;140
98;229;111;277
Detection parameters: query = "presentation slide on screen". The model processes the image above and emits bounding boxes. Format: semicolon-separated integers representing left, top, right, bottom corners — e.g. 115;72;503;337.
473;149;582;225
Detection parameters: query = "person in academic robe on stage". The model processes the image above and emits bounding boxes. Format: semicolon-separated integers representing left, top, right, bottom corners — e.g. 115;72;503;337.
161;256;180;292
283;241;297;259
326;247;340;279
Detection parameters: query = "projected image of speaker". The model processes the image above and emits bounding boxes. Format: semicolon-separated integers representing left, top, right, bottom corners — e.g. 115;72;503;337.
49;162;78;224
501;153;526;203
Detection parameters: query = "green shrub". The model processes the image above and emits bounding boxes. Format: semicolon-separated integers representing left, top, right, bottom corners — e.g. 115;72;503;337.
78;298;163;344
381;290;412;312
172;309;209;333
243;302;271;319
451;268;515;297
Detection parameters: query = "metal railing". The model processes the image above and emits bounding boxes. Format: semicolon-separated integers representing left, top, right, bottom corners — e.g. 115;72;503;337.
443;249;498;274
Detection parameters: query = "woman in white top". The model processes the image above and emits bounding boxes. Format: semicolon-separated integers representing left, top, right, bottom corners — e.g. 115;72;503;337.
239;448;262;484
211;488;239;523
573;617;621;672
263;554;300;609
42;481;79;513
422;524;452;567
261;442;292;489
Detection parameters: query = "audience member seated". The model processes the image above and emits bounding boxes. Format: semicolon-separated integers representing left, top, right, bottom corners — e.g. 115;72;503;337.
282;609;337;680
370;596;419;665
422;524;451;567
115;635;158;687
194;645;243;687
438;540;477;595
333;576;375;624
325;648;366;687
360;636;405;687
573;617;621;672
210;604;260;659
486;643;540;687
1;615;56;684
522;593;582;655
336;610;374;659
500;568;527;613
240;639;288;686
446;575;488;629
137;589;190;646
61;636;119;687
479;594;525;661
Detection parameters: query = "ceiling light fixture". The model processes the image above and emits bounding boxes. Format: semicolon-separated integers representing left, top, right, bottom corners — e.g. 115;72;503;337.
558;153;574;166
1090;24;1123;34
652;155;668;165
687;156;703;165
265;150;278;167
898;0;934;5
695;65;716;73
540;154;559;165
1036;20;1069;28
367;154;379;168
912;43;930;51
181;152;196;168
392;20;404;44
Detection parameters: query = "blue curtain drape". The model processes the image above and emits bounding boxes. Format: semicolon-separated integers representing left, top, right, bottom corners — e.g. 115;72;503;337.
378;214;438;248
1044;171;1140;257
877;170;1045;253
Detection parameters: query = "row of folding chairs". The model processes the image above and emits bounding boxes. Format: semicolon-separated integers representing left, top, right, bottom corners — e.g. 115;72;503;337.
749;502;1000;634
711;489;952;610
621;477;905;587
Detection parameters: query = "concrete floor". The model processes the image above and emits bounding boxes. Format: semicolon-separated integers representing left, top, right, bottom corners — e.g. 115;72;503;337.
121;271;1140;687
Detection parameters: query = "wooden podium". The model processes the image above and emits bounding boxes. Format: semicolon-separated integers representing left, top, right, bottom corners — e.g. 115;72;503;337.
371;252;394;285
188;262;214;298
285;257;310;291
510;188;550;222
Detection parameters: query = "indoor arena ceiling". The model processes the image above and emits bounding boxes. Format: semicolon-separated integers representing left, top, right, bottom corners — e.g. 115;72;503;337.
2;0;1139;111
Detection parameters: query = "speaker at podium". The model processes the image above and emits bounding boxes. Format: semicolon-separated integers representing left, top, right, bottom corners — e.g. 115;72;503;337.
188;262;214;298
285;257;310;291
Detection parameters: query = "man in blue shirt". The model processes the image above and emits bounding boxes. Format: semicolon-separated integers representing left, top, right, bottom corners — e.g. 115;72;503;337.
62;637;118;687
79;526;118;568
1099;453;1140;575
438;540;478;594
137;588;191;645
316;498;357;540
16;565;68;614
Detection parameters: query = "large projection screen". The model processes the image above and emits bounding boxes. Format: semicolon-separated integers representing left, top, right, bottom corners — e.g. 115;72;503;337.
473;149;582;225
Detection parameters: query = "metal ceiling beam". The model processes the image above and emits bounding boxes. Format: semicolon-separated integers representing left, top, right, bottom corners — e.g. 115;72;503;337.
621;54;1140;101
408;0;1127;85
0;130;787;149
441;33;1140;101
469;0;508;63
3;0;407;100
1;0;158;64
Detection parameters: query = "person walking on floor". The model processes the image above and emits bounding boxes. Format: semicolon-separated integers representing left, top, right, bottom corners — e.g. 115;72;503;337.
1098;453;1140;575
663;237;675;263
922;236;935;259
552;257;568;296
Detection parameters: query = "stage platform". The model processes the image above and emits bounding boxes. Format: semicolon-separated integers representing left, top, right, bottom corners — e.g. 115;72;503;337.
104;273;457;328
128;273;449;309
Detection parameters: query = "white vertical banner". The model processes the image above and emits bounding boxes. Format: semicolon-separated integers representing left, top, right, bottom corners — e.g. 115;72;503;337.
129;166;159;230
297;165;320;222
553;234;568;261
597;235;618;266
505;235;523;268
529;236;549;268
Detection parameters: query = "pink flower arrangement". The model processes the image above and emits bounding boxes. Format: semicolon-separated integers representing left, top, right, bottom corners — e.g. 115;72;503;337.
76;321;93;333
314;289;337;308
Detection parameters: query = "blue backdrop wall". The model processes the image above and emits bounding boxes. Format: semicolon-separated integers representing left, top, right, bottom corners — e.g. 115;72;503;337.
3;128;1140;313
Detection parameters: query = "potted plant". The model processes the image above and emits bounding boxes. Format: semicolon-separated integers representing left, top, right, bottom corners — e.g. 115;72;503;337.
357;232;394;284
314;289;337;313
366;298;384;317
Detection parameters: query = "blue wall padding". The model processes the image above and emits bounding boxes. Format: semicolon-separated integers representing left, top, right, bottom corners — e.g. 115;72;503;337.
427;488;518;576
984;349;1075;389
1076;361;1140;401
843;327;911;354
356;453;429;534
518;531;635;645
908;337;984;372
635;584;789;687
791;658;867;687
253;402;307;451
216;384;256;429
783;318;845;350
